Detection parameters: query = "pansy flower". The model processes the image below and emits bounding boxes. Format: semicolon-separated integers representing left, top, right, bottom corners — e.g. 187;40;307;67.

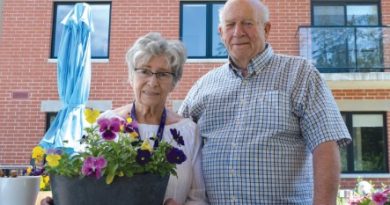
40;175;50;190
26;166;32;175
170;128;184;146
81;156;107;179
136;149;151;165
97;118;121;140
32;146;45;163
84;108;100;124
30;167;45;176
140;140;153;153
46;154;62;167
123;122;139;139
166;147;186;164
46;148;63;155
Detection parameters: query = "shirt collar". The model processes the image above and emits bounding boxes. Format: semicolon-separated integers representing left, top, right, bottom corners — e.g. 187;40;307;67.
228;43;274;77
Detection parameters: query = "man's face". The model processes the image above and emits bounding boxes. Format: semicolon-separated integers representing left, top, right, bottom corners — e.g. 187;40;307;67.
219;0;270;65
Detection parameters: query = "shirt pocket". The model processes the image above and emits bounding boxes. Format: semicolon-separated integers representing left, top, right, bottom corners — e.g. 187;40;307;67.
248;90;290;133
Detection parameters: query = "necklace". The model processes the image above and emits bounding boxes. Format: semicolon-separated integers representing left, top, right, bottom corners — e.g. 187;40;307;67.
130;102;167;148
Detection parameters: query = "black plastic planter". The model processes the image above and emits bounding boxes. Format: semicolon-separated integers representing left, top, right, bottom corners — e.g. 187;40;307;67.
50;174;169;205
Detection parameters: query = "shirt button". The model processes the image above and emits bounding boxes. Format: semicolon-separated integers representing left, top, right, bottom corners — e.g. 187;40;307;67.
232;143;236;148
231;195;236;202
229;169;235;177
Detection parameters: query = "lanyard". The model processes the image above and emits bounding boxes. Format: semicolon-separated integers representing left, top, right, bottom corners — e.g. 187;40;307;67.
130;102;167;148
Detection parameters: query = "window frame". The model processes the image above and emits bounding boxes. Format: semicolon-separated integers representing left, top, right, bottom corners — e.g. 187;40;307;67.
309;0;384;73
341;111;388;173
179;1;227;59
50;1;112;59
311;1;382;27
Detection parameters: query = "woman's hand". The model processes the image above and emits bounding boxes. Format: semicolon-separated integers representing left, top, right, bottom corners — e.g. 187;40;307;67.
164;198;181;205
40;197;54;205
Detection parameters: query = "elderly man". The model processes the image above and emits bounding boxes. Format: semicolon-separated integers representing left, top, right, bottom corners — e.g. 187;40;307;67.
179;0;351;204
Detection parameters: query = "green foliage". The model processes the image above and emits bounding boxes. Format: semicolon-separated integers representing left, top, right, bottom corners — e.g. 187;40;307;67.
44;121;180;184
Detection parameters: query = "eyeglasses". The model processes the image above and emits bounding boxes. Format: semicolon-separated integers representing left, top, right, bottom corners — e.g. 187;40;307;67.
134;68;175;81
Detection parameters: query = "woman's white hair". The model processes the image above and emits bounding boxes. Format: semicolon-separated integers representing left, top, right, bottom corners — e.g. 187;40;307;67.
126;32;187;86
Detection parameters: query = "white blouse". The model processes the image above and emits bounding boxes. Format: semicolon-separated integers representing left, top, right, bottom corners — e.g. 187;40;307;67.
138;119;208;205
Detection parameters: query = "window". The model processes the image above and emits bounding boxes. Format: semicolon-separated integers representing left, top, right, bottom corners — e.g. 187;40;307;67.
340;113;388;173
180;2;227;59
313;3;379;26
310;1;382;72
51;2;111;59
46;112;57;131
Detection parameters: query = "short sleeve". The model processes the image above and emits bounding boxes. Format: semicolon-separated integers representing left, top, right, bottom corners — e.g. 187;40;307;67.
298;68;351;151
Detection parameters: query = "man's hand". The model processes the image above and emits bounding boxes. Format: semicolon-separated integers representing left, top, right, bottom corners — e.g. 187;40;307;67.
40;197;54;205
164;198;181;205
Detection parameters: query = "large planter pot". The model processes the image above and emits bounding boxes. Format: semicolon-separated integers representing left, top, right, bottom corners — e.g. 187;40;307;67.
0;176;41;205
50;174;169;205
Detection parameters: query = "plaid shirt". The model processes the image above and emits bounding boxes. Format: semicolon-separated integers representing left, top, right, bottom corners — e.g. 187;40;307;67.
179;45;351;204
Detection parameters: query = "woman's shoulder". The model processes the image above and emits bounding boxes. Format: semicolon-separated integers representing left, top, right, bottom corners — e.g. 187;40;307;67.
166;110;195;126
166;110;182;125
167;110;196;131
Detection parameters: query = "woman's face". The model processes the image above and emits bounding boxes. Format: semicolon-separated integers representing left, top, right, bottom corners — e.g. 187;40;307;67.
132;55;175;108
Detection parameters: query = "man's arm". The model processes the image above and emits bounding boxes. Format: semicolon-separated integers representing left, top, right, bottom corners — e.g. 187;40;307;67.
313;141;341;205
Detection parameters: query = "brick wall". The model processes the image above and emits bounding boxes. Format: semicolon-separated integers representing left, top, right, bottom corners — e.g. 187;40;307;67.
333;89;390;100
264;0;311;56
340;178;390;190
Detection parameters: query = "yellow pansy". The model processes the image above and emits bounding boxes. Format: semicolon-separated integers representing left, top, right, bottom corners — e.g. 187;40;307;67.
26;166;32;175
140;140;153;153
126;117;133;123
40;176;46;190
43;175;50;184
32;146;45;162
129;132;139;139
46;154;61;167
84;108;100;124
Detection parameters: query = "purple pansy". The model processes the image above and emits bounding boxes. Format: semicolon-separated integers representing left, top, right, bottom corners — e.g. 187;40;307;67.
97;118;122;140
124;122;138;134
136;149;151;165
81;156;107;179
46;148;63;155
27;167;45;176
166;147;186;164
170;128;184;146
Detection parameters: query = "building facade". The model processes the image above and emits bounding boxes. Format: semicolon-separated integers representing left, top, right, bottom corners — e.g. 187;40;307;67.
0;0;389;189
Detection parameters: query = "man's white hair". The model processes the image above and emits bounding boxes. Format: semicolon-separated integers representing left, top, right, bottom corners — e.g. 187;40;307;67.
219;0;269;25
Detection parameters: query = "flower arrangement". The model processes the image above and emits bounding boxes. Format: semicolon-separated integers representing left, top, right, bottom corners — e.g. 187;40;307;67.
32;108;186;185
338;179;390;205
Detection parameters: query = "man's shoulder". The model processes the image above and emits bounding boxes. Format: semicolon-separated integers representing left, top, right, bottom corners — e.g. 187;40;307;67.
273;53;311;64
271;53;317;73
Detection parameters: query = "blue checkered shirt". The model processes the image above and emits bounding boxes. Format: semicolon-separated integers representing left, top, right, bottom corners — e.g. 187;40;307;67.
179;45;351;204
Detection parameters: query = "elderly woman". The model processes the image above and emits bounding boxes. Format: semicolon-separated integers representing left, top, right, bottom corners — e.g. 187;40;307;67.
42;32;208;205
